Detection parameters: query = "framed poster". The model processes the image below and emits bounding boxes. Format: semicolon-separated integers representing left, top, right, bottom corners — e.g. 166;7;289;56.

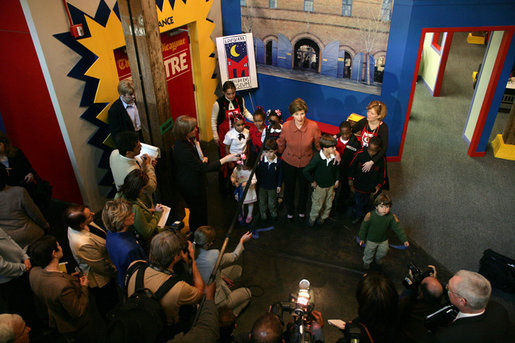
216;33;258;91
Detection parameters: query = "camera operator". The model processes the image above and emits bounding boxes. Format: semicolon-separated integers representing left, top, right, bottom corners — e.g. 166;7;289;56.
233;310;324;343
335;272;399;343
398;265;445;343
421;269;513;343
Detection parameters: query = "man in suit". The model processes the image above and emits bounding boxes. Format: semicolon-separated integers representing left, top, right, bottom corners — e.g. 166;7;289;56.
108;80;143;141
424;269;513;343
65;204;118;317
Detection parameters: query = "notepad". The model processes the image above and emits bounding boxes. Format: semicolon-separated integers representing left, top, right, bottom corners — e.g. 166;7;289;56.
157;205;171;228
137;143;160;159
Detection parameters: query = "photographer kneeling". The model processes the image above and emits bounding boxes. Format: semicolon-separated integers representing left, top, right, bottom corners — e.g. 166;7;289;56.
126;230;204;338
398;265;445;343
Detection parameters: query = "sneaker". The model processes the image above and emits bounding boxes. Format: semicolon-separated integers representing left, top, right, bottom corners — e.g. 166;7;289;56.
316;218;325;225
308;218;316;227
246;216;253;224
286;214;294;222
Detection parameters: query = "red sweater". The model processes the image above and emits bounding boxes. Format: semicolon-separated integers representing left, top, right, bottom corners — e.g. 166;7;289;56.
277;119;321;168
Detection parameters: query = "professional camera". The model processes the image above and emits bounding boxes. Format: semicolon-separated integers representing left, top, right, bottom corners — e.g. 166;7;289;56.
271;279;316;343
402;263;434;289
169;221;189;253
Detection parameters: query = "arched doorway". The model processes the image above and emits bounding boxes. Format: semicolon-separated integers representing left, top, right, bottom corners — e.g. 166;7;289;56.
337;50;352;79
265;39;277;66
374;55;385;83
294;38;320;72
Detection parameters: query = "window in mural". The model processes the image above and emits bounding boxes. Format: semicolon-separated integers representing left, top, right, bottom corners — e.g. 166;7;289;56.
342;0;352;17
381;0;393;21
242;0;393;94
304;0;314;12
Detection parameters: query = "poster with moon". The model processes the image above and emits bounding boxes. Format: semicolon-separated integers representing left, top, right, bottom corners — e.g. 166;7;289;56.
216;33;258;91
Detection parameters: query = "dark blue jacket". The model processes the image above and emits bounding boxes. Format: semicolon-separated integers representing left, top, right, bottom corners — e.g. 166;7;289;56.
256;158;283;190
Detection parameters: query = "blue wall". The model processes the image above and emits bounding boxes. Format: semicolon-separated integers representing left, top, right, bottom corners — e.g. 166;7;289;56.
223;0;515;158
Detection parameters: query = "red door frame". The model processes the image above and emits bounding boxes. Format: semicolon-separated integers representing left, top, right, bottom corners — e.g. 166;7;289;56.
399;25;515;160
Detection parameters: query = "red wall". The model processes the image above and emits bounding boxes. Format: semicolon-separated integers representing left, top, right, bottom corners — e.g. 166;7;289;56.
0;0;82;203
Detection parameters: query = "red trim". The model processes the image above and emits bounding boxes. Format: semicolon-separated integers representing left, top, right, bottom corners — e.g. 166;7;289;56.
397;30;426;161
399;25;515;161
423;26;515;33
468;151;486;157
433;32;453;97
467;30;514;156
431;32;442;52
386;156;400;162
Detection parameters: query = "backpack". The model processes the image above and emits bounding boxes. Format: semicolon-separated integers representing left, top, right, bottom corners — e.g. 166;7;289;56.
104;261;181;343
479;249;515;293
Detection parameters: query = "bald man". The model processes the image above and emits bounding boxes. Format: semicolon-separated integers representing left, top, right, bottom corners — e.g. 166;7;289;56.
399;268;446;343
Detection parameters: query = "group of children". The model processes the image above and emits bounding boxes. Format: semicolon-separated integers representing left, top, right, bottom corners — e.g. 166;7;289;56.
220;108;408;269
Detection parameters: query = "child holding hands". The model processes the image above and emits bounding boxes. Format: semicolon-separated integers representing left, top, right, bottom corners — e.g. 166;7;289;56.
359;192;409;269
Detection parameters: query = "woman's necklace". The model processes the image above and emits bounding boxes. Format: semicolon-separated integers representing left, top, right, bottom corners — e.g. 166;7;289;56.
368;120;380;131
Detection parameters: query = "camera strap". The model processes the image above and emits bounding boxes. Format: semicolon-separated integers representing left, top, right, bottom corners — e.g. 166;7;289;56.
354;321;374;343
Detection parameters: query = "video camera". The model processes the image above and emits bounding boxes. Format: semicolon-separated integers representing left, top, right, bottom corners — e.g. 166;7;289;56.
402;263;434;290
271;279;316;343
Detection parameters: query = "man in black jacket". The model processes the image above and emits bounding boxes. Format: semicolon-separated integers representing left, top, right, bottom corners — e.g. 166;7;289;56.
423;269;513;343
108;80;143;141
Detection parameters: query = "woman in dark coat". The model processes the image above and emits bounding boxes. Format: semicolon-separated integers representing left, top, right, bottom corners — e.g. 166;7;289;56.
172;115;240;233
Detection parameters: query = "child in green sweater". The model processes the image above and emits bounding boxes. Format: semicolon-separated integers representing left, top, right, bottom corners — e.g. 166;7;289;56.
303;135;340;226
359;192;409;269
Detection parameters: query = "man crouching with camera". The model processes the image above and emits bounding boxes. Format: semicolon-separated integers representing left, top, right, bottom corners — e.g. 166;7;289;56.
398;264;446;343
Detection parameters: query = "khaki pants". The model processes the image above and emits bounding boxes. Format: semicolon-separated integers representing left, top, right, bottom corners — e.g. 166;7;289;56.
363;240;389;265
216;265;251;317
309;186;335;222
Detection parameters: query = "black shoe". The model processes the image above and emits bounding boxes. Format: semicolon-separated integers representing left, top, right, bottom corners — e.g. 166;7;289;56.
316;218;325;225
308;218;316;227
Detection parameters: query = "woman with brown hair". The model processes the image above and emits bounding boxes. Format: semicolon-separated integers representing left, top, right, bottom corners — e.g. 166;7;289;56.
117;169;164;247
277;98;321;222
172;115;240;233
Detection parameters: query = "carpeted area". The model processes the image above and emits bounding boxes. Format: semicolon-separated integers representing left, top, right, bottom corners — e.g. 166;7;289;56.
389;31;515;274
388;31;515;317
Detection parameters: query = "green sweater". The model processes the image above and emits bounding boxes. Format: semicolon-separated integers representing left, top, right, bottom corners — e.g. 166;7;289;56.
115;194;163;241
303;152;340;188
359;210;408;243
